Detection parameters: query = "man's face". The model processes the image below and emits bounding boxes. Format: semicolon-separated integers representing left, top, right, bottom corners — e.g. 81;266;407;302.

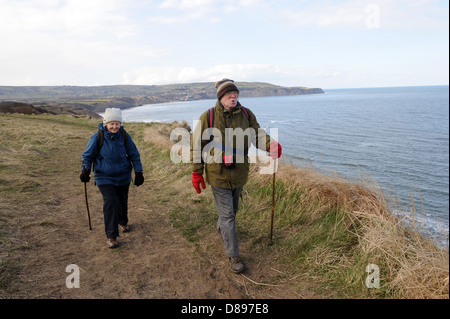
221;91;239;110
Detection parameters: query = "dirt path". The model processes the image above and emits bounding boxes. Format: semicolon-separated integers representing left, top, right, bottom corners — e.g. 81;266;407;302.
0;116;326;300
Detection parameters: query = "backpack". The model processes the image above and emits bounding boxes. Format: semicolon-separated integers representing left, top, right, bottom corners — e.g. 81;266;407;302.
96;127;128;150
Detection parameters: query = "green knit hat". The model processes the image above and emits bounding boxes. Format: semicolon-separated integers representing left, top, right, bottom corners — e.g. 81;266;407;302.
215;78;239;100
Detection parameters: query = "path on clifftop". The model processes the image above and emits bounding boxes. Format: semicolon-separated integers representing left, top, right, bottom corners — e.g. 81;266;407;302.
0;115;329;300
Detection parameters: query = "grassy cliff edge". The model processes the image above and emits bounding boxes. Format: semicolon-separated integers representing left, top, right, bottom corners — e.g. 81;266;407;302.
0;114;448;299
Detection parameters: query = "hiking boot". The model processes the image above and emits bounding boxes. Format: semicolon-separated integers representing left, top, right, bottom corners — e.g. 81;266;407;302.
229;256;245;274
107;238;118;249
119;224;130;233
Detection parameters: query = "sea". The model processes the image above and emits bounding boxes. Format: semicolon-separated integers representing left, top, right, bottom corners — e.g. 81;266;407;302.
117;85;449;248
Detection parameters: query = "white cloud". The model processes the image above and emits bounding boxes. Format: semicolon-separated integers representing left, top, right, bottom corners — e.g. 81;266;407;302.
121;60;449;89
145;0;448;30
147;11;211;24
278;1;380;28
0;0;447;87
148;0;271;24
277;0;449;30
376;0;449;29
122;64;271;85
0;0;162;85
238;0;266;7
149;0;219;24
159;0;215;10
0;0;145;43
121;63;346;87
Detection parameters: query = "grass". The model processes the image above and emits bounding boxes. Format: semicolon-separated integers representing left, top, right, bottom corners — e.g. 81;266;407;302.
239;165;449;298
0;113;448;299
140;117;448;298
163;140;448;298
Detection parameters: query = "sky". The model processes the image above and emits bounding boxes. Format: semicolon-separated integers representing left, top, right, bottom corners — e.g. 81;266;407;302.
0;0;448;89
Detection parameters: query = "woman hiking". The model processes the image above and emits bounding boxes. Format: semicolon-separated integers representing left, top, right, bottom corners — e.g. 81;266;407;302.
80;108;144;248
190;79;282;273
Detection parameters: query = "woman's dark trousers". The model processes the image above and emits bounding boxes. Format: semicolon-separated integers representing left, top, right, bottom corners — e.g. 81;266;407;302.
97;184;130;238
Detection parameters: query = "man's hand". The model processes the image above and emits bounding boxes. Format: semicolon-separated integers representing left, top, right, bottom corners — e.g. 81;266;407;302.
192;172;206;194
269;141;282;159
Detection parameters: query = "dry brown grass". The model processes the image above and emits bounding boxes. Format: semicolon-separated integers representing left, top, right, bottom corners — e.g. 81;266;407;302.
141;123;449;298
249;160;449;298
143;120;191;149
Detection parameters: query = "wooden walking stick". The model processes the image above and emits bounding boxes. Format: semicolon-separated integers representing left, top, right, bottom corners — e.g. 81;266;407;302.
82;160;92;230
269;158;276;245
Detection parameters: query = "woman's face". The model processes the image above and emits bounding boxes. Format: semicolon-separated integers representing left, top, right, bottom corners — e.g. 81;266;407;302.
106;121;121;134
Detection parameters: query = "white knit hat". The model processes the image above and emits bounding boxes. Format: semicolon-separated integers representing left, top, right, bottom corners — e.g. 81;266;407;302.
103;108;122;124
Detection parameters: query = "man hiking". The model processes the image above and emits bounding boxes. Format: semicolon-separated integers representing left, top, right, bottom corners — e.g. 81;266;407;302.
190;79;282;273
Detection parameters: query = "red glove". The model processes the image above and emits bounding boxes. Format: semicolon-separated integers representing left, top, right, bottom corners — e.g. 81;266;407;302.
269;141;282;159
192;172;206;194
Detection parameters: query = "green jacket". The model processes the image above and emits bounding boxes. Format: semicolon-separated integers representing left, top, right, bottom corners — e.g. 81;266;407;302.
191;101;272;189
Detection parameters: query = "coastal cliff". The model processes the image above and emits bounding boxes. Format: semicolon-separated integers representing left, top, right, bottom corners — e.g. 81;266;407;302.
0;82;324;113
1;114;447;299
0;101;102;119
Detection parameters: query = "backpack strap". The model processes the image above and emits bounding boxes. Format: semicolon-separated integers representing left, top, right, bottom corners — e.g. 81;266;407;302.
207;108;215;142
207;107;215;128
122;129;128;147
240;105;249;120
97;128;104;149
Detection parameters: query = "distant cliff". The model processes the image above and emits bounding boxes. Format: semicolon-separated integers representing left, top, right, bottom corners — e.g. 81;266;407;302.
0;101;102;119
0;82;324;113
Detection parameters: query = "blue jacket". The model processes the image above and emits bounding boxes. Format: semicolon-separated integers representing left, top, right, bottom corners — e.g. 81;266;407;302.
81;123;143;186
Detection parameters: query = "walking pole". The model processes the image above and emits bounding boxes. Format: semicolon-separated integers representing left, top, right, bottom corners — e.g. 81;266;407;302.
82;160;92;230
269;157;276;245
